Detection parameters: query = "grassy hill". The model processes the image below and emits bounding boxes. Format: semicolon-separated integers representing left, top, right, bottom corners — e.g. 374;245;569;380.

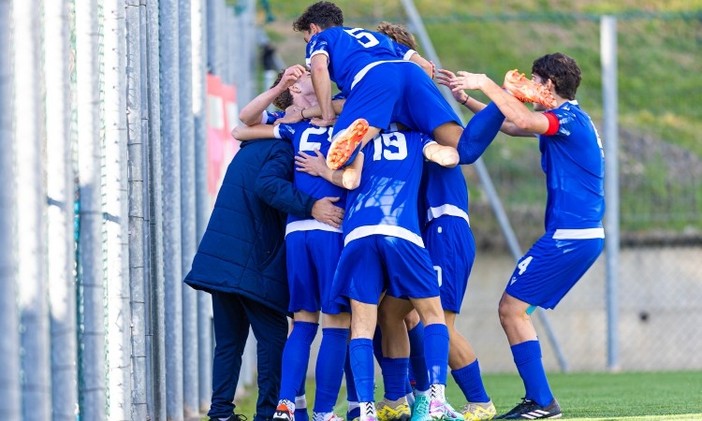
256;0;702;239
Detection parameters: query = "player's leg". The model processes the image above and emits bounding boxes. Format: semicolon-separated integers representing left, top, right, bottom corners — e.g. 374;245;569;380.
403;310;429;401
376;297;413;421
274;311;319;421
495;293;563;420
445;311;495;421
275;232;323;421
350;299;381;421
496;235;603;419
208;292;250;420
312;232;349;421
244;296;289;421
425;218;496;420
345;349;361;421
313;312;351;421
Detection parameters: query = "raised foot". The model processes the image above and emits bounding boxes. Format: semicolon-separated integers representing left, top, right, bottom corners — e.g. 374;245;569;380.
503;69;557;109
326;118;370;170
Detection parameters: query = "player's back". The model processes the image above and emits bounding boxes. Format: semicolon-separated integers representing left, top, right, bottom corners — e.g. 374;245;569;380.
420;162;470;227
277;121;346;224
307;26;409;95
343;130;431;243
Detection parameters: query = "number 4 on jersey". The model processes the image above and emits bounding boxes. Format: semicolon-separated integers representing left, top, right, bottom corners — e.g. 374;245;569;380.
517;255;533;275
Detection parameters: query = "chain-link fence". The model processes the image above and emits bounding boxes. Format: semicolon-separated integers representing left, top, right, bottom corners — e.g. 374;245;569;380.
261;0;702;373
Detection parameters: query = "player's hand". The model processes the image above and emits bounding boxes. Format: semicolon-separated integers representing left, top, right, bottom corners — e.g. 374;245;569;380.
310;116;335;127
277;105;304;124
450;71;488;92
311;196;344;228
278;64;306;90
295;149;330;178
436;68;469;104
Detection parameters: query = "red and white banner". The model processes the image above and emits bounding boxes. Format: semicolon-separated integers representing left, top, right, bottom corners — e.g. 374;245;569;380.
206;74;241;200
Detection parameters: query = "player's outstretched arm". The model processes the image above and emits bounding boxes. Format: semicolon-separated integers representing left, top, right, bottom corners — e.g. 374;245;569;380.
238;64;306;126
437;68;528;137
295;149;363;190
231;124;276;141
450;71;550;135
423;142;459;168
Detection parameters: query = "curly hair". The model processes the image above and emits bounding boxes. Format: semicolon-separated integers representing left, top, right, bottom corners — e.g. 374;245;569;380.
271;70;293;110
376;21;417;50
531;52;581;100
293;1;344;32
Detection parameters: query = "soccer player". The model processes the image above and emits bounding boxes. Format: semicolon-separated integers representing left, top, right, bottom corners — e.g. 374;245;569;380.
416;158;497;421
233;69;359;421
444;53;605;419
296;128;459;421
292;1;506;169
373;21;496;421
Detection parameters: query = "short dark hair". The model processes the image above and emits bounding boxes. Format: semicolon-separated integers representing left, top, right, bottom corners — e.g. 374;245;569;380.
531;52;581;100
271;70;293;110
377;21;417;50
293;1;344;32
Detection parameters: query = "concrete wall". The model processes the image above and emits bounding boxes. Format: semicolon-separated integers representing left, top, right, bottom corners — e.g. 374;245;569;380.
307;246;702;375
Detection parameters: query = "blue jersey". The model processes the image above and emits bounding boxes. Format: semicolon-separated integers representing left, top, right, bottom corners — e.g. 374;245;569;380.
306;26;412;96
275;122;346;227
540;101;605;234
419;162;470;227
343;130;433;247
262;109;285;124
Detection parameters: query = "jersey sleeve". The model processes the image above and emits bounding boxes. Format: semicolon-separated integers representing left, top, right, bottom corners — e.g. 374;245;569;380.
263;110;285;125
306;33;330;66
274;123;295;141
390;40;413;60
419;132;438;152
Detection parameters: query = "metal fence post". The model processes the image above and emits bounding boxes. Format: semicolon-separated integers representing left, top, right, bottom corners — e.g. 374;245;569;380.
0;1;21;419
145;0;167;419
159;1;185;419
601;15;620;372
45;0;79;419
14;1;51;418
75;0;107;418
126;0;150;418
178;0;201;417
191;0;214;412
103;1;133;418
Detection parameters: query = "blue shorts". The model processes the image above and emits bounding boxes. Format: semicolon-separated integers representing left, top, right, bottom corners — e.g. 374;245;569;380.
423;216;476;313
329;235;440;309
286;230;343;313
333;62;461;138
505;233;604;309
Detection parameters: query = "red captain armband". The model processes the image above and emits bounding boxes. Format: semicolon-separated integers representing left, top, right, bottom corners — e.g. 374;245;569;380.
543;112;559;136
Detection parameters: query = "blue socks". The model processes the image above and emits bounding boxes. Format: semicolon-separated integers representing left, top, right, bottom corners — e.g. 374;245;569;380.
349;338;376;403
279;321;318;402
452;360;490;403
407;322;430;391
423;323;450;386
313;327;350;413
511;340;554;406
345;351;360;420
457;102;505;164
381;357;410;400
